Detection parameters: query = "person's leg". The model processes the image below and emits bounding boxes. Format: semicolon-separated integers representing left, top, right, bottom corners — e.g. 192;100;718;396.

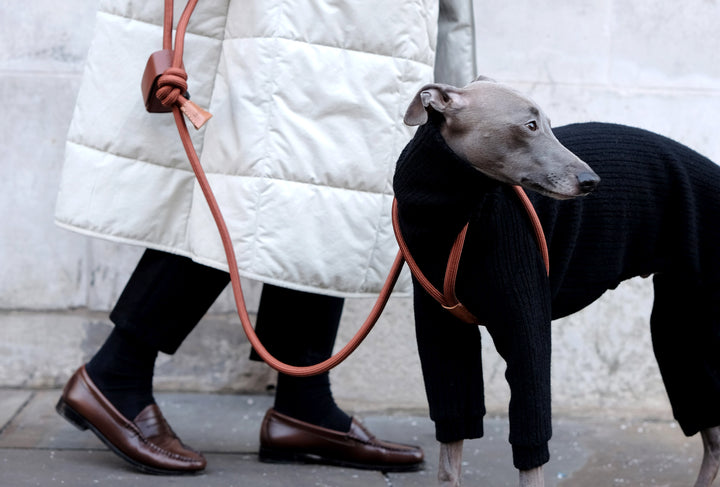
86;249;230;419
253;284;424;471
78;254;422;471
252;283;350;431
57;249;228;474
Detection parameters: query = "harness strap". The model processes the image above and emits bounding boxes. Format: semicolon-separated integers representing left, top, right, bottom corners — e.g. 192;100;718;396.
391;186;550;325
143;0;404;377
512;185;550;275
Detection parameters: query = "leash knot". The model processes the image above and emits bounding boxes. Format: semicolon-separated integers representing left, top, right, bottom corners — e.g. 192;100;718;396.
156;67;188;107
154;66;212;129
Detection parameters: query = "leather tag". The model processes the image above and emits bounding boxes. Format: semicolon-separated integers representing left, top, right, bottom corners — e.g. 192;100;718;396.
179;98;212;129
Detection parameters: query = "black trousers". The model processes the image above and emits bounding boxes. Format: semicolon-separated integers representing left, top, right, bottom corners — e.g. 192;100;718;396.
109;249;344;364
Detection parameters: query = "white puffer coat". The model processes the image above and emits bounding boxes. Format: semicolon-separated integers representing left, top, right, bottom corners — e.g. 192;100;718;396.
55;0;476;297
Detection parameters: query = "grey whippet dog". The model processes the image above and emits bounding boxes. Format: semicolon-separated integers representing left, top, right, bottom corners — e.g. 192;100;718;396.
393;77;720;487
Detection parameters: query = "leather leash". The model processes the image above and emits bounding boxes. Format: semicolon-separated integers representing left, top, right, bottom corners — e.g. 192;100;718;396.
141;0;548;375
142;0;402;377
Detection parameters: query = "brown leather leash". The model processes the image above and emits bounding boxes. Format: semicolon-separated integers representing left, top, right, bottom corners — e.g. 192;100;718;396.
141;0;548;375
142;0;404;377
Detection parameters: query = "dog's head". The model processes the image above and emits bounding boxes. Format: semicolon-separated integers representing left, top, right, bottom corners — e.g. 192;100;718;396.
404;76;600;199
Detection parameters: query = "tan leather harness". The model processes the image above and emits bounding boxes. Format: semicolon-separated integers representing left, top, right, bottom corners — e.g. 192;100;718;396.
391;189;549;325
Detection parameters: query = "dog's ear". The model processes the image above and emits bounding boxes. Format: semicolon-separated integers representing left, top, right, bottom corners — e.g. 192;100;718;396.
404;83;465;126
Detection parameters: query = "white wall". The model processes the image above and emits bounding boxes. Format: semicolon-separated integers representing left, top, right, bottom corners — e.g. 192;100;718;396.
2;0;719;418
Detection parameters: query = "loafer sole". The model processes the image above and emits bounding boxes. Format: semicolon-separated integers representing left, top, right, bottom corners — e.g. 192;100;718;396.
258;445;424;472
56;398;200;476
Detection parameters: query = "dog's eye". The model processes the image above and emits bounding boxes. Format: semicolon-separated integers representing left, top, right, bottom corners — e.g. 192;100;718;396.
525;121;538;131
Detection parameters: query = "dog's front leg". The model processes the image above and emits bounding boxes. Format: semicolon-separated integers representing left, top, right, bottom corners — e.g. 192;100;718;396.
695;426;720;487
520;466;544;487
438;440;464;486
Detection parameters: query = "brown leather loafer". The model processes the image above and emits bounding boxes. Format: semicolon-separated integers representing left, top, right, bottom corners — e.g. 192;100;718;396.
259;408;424;472
55;365;206;475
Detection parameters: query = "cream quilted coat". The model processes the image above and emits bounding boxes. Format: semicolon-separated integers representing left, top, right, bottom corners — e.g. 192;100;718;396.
56;0;476;297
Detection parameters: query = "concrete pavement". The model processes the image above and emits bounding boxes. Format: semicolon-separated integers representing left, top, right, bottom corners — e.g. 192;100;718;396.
0;389;708;486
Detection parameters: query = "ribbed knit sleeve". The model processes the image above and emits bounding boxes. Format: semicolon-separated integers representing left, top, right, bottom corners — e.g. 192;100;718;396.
459;189;553;469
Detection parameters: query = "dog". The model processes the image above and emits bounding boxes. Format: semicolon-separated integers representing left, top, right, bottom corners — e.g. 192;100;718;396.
392;77;720;487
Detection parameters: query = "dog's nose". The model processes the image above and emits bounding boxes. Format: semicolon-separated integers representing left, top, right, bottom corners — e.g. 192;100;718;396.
577;172;600;193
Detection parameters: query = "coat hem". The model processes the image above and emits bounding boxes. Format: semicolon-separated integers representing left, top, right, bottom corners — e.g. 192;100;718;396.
54;219;411;299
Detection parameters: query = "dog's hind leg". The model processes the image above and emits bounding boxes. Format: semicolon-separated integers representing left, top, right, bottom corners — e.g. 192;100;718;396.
651;276;720;486
438;440;463;487
695;426;720;487
520;466;544;487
